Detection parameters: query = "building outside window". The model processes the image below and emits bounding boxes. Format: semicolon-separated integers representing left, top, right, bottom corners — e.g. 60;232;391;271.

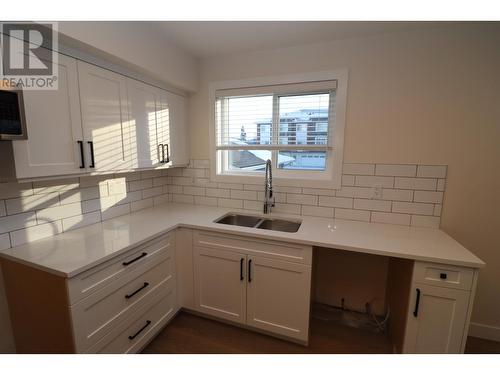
210;71;348;188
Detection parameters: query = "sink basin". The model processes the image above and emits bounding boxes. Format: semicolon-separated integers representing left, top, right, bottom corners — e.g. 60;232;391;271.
215;214;262;228
214;213;301;233
256;218;301;233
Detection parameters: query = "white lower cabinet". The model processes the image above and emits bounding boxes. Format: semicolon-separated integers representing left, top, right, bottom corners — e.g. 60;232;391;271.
246;256;311;341
70;233;178;353
192;231;313;343
193;247;247;324
403;283;470;353
401;261;476;353
1;231;178;353
86;277;177;354
3;226;479;353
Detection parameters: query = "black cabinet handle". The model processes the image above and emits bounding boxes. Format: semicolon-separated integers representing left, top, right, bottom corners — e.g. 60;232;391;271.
413;288;421;317
248;259;252;283
240;258;244;281
128;320;151;340
158;144;164;163
77;141;85;168
122;252;147;266
125;282;149;299
88;141;95;168
163;144;170;163
440;273;447;280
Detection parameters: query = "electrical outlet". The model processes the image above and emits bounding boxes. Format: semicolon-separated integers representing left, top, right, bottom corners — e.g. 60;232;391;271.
373;186;383;199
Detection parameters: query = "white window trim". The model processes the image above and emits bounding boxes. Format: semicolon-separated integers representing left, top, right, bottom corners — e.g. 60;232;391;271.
208;69;348;189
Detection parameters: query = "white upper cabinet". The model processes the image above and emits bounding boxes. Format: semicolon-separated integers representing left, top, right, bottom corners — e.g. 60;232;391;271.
165;92;189;167
77;61;133;172
11;53;84;179
127;79;164;168
4;44;189;179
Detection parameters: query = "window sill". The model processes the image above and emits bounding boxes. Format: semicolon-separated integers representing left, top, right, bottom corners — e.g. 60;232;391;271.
213;172;340;189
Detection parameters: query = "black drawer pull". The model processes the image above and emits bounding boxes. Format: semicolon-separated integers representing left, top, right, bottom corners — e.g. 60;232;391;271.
248;259;252;283
440;273;447;280
413;288;421;317
122;252;147;266
128;320;151;340
240;258;244;281
77;141;85;168
125;282;149;299
88;141;95;168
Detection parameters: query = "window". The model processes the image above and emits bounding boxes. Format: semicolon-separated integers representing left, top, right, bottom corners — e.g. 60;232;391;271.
210;71;347;188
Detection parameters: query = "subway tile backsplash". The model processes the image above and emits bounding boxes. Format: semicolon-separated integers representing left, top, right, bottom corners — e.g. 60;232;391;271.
161;160;447;229
0;169;171;251
0;161;447;250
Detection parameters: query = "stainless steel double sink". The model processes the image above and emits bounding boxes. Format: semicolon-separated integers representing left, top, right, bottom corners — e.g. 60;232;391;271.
214;213;301;233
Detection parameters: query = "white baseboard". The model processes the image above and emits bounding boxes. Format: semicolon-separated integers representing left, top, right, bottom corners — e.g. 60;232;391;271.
469;322;500;342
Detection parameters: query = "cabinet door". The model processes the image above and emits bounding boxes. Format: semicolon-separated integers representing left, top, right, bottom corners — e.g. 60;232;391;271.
165;92;189;166
246;256;311;342
403;283;470;353
193;247;247;324
127;79;163;168
77;61;133;172
12;53;84;178
156;90;171;165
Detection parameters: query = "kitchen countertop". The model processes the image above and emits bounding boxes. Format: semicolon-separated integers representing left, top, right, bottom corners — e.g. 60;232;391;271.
0;203;485;277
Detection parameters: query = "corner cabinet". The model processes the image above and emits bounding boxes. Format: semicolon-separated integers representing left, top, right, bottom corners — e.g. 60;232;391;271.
78;62;189;172
126;83;189;169
165;91;189;166
192;230;312;343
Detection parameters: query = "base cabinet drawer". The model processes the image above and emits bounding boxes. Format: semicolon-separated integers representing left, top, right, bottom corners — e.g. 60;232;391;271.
72;255;175;351
0;230;178;354
87;286;177;353
194;230;312;265
68;232;175;304
403;283;470;353
413;262;474;291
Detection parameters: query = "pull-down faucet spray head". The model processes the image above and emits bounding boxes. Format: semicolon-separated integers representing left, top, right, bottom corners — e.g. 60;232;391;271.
264;159;275;214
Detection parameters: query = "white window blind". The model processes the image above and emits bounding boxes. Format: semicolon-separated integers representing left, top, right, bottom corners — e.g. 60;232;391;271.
215;80;336;173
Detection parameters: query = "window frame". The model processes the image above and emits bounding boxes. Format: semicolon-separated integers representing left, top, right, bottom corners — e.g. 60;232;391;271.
208;70;348;189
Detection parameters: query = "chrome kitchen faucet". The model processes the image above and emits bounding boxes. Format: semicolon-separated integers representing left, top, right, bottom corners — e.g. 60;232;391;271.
263;159;275;214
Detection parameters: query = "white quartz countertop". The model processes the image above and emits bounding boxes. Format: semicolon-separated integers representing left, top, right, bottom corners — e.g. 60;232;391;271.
0;203;485;277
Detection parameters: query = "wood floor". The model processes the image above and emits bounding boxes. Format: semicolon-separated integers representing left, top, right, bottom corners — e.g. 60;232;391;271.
142;311;500;354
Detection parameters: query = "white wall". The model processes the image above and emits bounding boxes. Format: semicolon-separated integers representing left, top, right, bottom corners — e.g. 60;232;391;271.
58;22;199;92
188;24;500;332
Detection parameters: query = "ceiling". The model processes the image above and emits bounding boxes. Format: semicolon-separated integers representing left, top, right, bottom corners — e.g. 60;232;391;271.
152;21;442;59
